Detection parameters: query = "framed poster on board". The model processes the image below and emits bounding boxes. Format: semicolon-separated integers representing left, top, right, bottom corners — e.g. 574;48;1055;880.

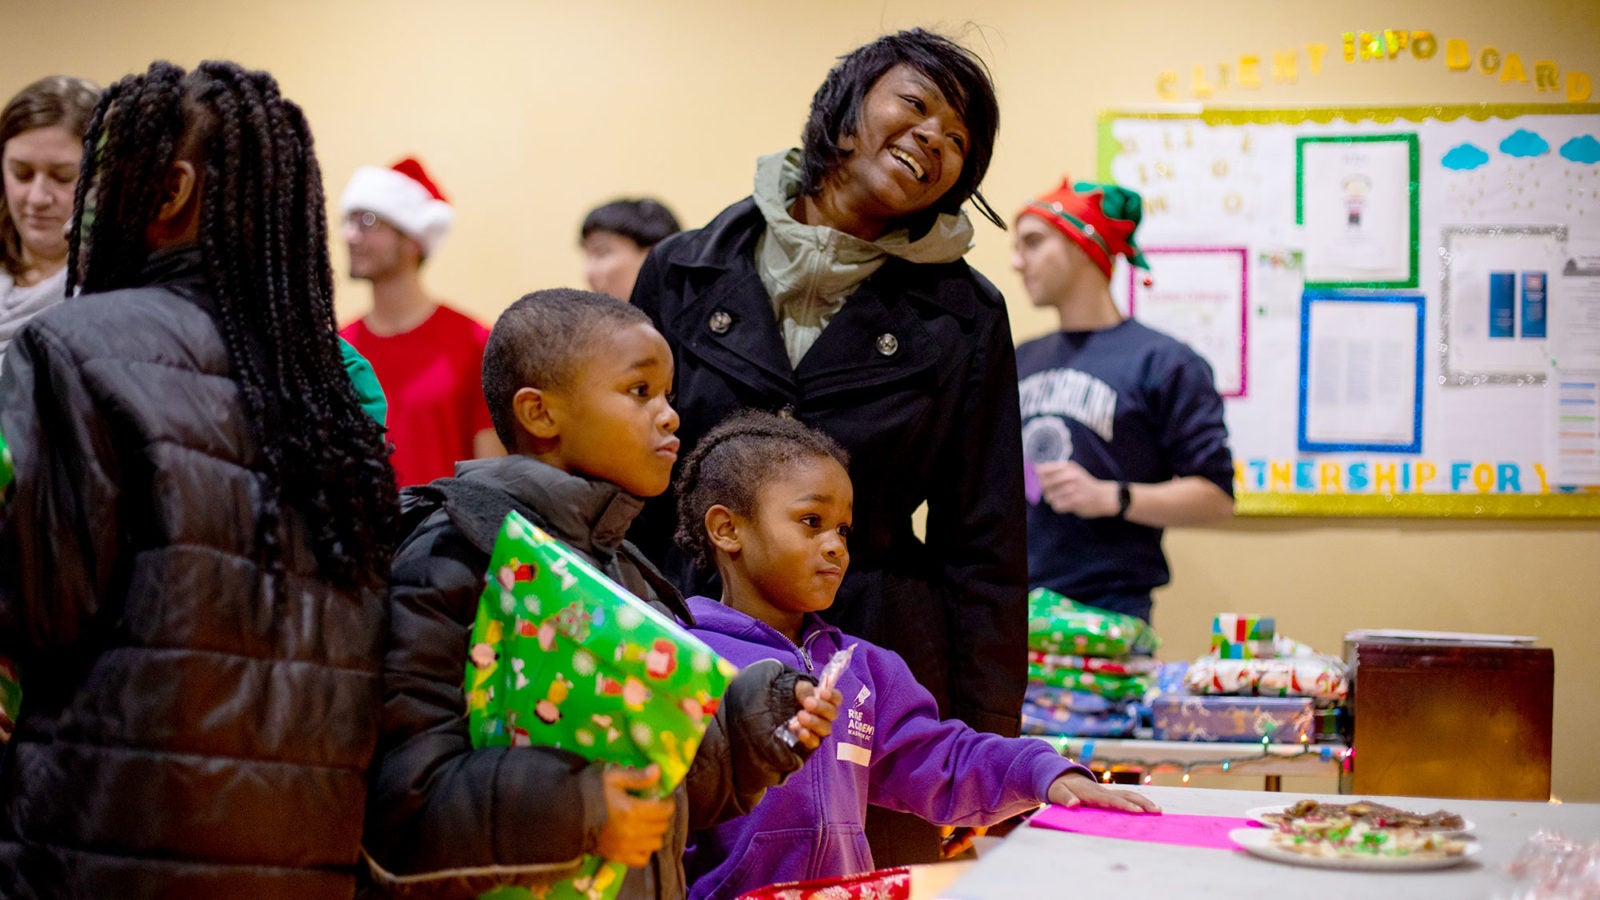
1296;134;1420;289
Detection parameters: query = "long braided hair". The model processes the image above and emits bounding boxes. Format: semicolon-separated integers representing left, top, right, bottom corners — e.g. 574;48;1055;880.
68;60;398;589
673;410;850;572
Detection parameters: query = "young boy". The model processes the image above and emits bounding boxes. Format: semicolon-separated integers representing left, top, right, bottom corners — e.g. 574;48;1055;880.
362;288;840;900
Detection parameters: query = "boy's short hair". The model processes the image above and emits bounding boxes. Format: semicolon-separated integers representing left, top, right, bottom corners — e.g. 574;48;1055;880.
482;288;654;449
580;198;682;249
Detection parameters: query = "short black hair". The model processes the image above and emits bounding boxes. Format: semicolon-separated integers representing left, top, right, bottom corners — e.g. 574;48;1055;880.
673;410;850;572
481;287;653;449
580;198;681;248
799;28;1003;229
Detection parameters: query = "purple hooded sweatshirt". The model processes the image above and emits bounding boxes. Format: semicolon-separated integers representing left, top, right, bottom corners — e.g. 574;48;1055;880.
684;597;1091;900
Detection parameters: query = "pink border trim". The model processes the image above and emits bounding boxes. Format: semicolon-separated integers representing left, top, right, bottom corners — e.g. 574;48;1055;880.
1127;246;1249;399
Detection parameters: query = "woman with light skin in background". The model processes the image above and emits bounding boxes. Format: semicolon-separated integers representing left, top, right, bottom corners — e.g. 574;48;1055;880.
0;75;99;371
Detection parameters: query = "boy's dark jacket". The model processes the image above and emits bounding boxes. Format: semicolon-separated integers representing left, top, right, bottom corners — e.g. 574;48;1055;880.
363;454;812;900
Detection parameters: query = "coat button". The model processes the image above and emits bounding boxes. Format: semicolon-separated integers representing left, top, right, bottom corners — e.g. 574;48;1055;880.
875;333;899;356
708;310;733;334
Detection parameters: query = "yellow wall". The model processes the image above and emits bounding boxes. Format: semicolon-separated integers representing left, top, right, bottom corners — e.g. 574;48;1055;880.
6;1;1598;799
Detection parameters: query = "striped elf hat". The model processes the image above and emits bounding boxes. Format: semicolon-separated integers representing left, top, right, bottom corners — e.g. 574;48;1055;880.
1017;178;1151;281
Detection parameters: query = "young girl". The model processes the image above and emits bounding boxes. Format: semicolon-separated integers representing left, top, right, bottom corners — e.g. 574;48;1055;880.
0;61;398;898
674;411;1159;900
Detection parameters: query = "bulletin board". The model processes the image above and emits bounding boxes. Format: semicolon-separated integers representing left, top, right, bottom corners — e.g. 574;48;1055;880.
1098;103;1600;518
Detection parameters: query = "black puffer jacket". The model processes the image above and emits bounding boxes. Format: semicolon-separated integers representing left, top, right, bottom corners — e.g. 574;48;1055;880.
0;248;388;899
364;455;811;900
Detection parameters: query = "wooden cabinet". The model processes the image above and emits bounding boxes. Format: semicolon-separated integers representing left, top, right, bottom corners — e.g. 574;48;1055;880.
1345;638;1553;800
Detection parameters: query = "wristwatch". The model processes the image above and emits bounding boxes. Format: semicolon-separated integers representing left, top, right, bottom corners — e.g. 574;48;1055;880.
1115;481;1132;519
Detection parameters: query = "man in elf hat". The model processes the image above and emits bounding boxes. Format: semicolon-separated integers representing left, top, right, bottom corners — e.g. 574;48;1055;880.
1011;178;1234;624
339;157;500;487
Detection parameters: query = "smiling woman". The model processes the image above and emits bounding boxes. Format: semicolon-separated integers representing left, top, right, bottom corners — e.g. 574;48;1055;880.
628;28;1028;871
0;75;98;368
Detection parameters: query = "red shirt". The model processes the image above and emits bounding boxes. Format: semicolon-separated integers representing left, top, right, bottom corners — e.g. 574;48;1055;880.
341;304;493;487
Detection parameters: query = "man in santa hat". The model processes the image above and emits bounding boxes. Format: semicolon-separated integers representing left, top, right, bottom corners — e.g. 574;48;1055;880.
1011;178;1234;625
339;157;501;487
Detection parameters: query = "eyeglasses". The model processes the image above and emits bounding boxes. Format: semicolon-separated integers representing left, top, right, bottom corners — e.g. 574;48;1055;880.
344;211;384;232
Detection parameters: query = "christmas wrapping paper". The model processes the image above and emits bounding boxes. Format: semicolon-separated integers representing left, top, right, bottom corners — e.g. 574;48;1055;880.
467;512;738;900
1027;650;1162;677
1026;661;1151;700
734;866;910;900
1027;588;1158;658
0;428;12;496
0;657;18;743
1021;684;1139;738
1151;694;1315;743
1210;613;1276;659
1183;656;1349;701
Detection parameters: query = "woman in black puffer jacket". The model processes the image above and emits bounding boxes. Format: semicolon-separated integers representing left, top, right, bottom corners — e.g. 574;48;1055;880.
0;60;399;900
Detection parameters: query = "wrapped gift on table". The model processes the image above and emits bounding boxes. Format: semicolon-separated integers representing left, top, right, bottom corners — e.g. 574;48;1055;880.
1027;650;1161;677
1151;694;1314;742
468;511;739;900
1210;613;1275;659
1021;684;1139;738
1183;655;1348;701
1027;588;1158;658
1026;661;1151;700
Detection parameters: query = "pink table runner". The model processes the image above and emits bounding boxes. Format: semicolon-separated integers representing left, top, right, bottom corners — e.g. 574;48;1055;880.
1029;805;1258;850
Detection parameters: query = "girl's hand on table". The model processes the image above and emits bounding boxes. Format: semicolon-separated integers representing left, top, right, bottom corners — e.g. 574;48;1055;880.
1047;771;1162;814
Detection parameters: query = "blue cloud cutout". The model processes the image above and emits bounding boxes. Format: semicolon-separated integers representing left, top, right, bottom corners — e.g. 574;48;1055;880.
1500;129;1550;158
1441;143;1490;171
1560;135;1600;165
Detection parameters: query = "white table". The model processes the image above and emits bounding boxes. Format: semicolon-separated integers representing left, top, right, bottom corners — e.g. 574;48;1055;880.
938;785;1600;899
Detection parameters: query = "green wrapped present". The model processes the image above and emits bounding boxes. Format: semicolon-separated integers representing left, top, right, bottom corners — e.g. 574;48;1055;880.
0;427;12;498
0;656;18;744
1026;661;1151;700
1026;588;1158;658
466;511;738;900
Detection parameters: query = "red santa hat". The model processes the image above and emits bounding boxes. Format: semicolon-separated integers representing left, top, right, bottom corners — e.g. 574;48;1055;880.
339;156;454;255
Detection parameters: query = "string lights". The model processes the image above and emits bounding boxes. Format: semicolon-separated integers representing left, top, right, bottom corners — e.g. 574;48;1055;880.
1048;734;1353;785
